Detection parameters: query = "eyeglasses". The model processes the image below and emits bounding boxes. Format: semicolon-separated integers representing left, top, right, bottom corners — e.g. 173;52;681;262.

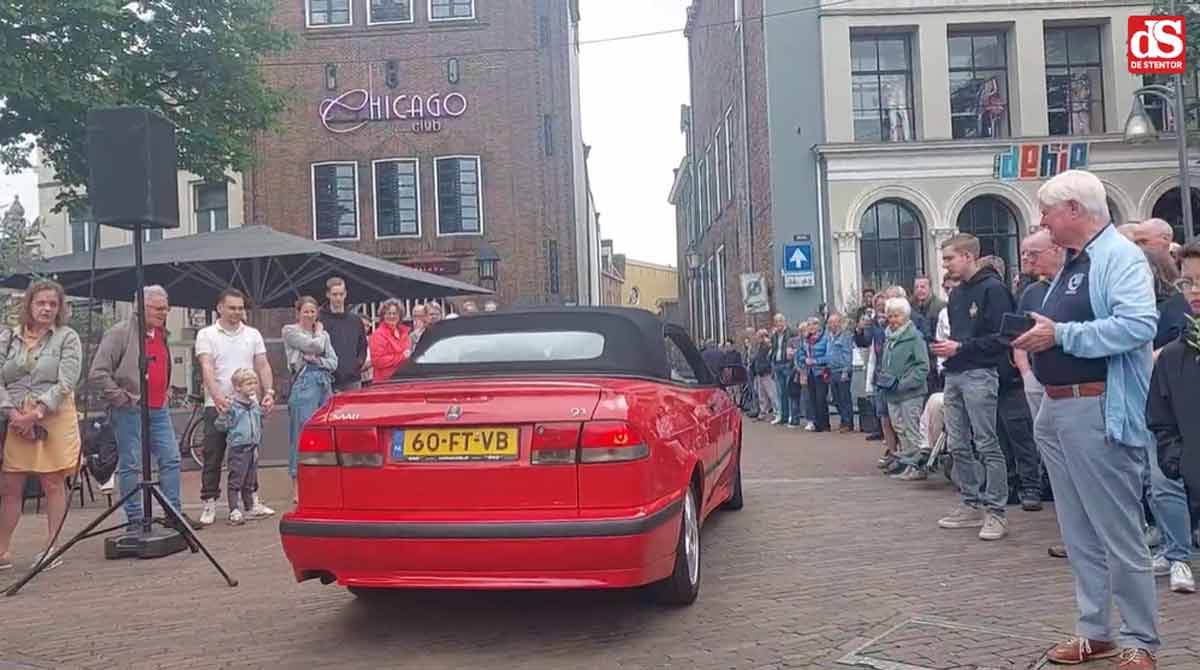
1174;277;1200;293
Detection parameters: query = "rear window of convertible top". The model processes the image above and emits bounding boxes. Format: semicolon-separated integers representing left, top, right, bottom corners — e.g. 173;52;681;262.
413;331;605;365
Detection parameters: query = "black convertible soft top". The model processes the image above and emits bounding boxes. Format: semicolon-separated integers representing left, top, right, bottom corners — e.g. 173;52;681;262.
392;306;709;383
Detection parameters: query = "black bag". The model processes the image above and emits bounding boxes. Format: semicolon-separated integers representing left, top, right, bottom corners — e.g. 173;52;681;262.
82;415;119;484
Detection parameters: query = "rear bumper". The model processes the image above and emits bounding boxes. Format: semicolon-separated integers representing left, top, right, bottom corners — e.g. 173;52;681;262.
279;500;681;590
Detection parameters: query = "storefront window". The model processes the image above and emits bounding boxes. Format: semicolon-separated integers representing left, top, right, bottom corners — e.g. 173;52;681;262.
374;159;420;238
860;199;924;290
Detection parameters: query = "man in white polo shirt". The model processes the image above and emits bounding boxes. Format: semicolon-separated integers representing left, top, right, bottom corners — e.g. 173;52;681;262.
195;288;276;526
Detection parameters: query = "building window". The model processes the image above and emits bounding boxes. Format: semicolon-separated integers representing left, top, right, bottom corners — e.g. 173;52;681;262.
435;156;482;236
373;159;420;238
194;183;228;234
430;0;474;21
859;199;924;291
716;245;727;342
1143;71;1200;132
312;162;359;241
707;144;718;221
956;196;1021;284
69;204;93;254
723;106;735;205
543;114;554;156
713;128;724;213
144;228;163;242
697;157;708;229
307;0;352;27
948;32;1010;139
1151;187;1200;242
1045;26;1105;136
369;0;413;24
851;34;915;142
544;239;561;295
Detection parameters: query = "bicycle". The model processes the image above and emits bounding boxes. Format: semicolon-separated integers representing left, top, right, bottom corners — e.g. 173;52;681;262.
179;393;207;468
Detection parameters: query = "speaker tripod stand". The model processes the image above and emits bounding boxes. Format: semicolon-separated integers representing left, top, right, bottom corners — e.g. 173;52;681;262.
5;217;237;596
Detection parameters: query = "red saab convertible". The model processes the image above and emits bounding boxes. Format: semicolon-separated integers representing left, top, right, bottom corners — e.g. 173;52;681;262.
279;307;745;605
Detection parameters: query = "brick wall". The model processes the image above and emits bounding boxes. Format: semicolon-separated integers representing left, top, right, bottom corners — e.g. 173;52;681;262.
248;0;584;308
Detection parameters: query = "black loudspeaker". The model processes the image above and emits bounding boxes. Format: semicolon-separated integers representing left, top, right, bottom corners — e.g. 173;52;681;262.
86;107;180;230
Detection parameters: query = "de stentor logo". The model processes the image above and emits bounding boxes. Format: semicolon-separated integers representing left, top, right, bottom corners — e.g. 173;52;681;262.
1128;15;1187;74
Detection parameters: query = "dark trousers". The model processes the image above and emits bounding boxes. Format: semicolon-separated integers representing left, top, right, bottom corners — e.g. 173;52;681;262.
805;373;831;431
226;444;258;513
996;382;1042;500
200;407;227;502
831;374;854;429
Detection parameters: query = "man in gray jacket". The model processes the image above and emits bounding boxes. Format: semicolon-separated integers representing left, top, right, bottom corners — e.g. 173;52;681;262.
89;286;199;530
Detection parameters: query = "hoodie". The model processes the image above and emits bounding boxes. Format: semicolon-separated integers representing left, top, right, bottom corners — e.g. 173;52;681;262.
320;308;368;387
1147;322;1200;510
943;265;1014;373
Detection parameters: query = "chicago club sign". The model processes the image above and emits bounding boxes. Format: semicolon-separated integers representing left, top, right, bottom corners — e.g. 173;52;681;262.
319;89;468;134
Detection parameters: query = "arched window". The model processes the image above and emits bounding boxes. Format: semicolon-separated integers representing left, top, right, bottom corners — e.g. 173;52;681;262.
1106;198;1122;226
956;195;1021;283
860;199;925;291
1151;187;1200;243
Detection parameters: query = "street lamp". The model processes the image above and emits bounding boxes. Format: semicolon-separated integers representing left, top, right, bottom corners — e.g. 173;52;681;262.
1125;83;1194;243
476;242;500;291
685;250;701;276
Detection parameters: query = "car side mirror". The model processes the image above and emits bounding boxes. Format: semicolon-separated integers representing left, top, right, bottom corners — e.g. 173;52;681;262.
719;364;748;387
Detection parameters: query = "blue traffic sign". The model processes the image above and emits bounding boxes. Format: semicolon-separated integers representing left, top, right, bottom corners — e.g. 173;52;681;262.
783;243;813;273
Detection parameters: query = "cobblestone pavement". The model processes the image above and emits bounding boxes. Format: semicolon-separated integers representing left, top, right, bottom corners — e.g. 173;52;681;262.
1;419;1198;670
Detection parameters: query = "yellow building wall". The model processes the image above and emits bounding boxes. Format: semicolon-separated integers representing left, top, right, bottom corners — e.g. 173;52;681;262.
620;261;678;313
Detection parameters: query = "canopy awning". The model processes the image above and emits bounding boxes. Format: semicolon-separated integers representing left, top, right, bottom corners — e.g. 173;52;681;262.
1;225;491;309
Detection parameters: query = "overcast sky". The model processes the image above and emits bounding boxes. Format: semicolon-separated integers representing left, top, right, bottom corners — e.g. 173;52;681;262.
1;1;691;266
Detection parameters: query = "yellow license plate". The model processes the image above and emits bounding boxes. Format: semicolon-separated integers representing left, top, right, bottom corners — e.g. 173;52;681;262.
393;428;520;462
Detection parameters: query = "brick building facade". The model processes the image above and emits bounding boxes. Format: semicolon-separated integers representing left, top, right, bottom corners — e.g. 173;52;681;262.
673;0;775;344
249;0;600;310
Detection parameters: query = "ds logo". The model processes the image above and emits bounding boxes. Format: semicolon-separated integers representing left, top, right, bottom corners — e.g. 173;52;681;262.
1128;16;1186;74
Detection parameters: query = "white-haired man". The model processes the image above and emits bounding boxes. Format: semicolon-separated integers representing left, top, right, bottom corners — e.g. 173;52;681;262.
1134;218;1174;256
89;286;199;530
1014;169;1160;668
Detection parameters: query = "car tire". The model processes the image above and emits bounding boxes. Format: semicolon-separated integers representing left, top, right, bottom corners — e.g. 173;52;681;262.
721;449;743;511
652;485;701;606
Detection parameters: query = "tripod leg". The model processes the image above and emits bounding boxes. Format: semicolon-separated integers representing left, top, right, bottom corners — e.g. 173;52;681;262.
4;486;141;597
149;486;238;587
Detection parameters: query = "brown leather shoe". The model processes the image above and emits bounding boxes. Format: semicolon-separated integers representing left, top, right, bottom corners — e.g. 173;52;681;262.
1048;544;1068;558
1117;649;1157;670
1046;638;1119;664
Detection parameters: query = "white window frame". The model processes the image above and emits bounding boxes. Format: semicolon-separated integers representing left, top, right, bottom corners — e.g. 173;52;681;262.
305;0;353;29
724;106;734;205
371;158;422;240
428;0;475;22
68;208;92;254
697;157;708;228
433;154;484;237
706;255;717;340
716;245;727;342
192;181;229;234
311;161;361;242
713;129;723;214
367;0;416;26
707;144;717;222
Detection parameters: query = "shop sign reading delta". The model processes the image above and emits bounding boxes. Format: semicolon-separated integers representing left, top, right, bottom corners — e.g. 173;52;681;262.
320;88;468;134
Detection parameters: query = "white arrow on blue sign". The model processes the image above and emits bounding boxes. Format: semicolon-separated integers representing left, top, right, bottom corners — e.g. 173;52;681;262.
783;243;812;273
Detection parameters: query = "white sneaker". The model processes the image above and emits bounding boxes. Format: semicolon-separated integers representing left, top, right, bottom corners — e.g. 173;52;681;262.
770;417;784;426
199;501;216;526
229;509;245;525
1152;553;1171;577
804;422;816;432
100;474;115;494
248;495;275;518
1170;561;1196;593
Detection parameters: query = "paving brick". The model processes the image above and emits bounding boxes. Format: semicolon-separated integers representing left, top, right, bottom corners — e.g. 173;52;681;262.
1;421;1198;669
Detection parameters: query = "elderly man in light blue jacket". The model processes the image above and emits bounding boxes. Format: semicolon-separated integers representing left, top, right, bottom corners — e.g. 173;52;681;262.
1014;170;1160;669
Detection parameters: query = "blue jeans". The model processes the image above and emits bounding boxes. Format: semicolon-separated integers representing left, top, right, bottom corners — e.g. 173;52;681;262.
943;368;1007;517
289;367;332;478
1145;453;1194;563
111;407;181;524
831;371;854;428
772;366;792;424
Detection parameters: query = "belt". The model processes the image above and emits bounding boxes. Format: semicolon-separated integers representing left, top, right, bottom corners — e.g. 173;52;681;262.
1043;382;1105;399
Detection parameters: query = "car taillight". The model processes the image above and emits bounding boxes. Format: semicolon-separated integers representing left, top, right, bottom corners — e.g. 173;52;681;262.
579;421;648;464
530;422;582;465
296;427;382;467
335;427;383;468
297;427;337;466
